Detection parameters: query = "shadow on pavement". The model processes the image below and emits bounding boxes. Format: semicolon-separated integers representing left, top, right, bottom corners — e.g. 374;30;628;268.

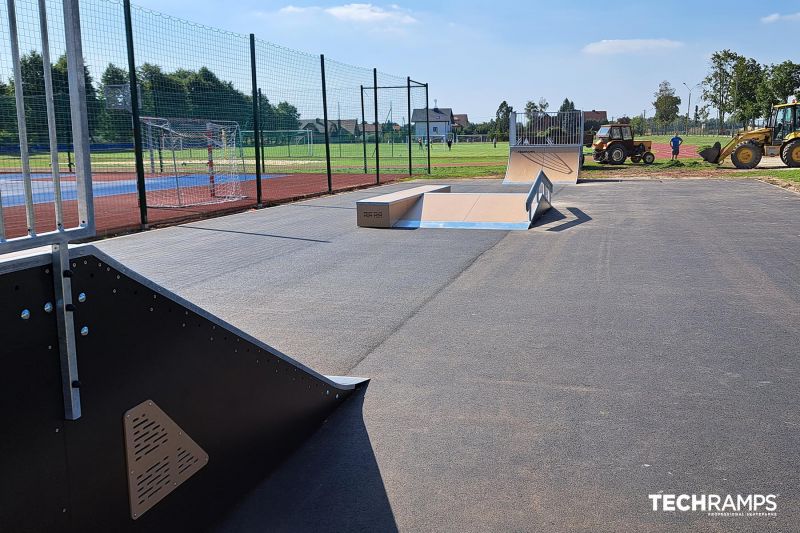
214;386;397;533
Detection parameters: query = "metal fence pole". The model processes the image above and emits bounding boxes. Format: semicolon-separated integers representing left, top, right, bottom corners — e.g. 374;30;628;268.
424;83;431;174
258;88;265;171
38;0;64;230
373;68;380;184
6;0;36;235
407;77;412;175
320;55;332;193
123;0;148;228
249;34;262;207
360;85;367;173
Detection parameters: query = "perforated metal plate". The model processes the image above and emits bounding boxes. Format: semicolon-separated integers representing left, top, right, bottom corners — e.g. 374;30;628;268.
123;400;208;519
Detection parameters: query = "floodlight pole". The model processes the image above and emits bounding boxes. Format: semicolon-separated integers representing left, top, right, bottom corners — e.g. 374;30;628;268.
407;77;412;175
320;54;332;193
249;34;262;207
123;0;148;228
373;68;380;184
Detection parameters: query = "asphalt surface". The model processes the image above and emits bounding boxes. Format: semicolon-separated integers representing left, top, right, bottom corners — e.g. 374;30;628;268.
95;178;800;532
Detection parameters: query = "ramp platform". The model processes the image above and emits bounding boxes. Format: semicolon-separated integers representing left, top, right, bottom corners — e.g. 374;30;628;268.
358;172;552;231
0;246;366;532
503;145;582;185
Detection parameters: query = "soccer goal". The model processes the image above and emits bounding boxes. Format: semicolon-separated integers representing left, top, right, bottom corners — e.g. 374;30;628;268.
141;117;247;208
456;134;491;143
260;129;313;157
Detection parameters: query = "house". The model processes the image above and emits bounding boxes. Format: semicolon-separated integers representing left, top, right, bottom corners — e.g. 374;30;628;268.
584;110;608;123
411;107;454;138
452;114;469;131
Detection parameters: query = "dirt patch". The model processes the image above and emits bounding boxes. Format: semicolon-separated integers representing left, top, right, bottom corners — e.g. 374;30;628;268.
755;176;800;194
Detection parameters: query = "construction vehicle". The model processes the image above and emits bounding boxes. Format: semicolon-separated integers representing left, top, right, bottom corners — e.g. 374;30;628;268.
700;101;800;169
592;123;655;165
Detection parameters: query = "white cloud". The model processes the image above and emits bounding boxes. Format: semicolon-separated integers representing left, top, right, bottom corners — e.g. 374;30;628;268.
582;39;684;55
277;3;416;25
324;4;416;24
761;12;800;23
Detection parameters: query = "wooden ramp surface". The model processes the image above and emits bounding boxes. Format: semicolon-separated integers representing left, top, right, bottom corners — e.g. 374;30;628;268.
504;145;581;184
395;193;531;230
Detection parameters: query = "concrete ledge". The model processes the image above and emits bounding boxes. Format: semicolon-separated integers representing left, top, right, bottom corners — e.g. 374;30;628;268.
356;185;451;228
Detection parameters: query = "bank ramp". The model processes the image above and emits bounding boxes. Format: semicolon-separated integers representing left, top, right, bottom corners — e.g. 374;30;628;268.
357;171;552;230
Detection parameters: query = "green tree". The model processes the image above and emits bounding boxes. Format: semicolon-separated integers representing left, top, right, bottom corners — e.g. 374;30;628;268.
273;101;300;130
98;63;131;142
652;80;681;125
558;98;575;112
630;115;646;135
524;100;538;122
495;101;513;133
702;49;739;133
730;57;763;128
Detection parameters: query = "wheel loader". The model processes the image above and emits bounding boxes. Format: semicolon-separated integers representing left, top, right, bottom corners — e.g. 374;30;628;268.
700;101;800;169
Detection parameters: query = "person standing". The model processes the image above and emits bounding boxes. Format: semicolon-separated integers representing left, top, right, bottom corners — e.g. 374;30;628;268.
670;132;683;160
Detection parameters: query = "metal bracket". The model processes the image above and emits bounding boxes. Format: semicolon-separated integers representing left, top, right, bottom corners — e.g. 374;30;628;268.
53;243;81;420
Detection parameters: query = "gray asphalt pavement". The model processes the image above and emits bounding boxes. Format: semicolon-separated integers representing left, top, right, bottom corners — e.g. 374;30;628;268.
96;178;800;532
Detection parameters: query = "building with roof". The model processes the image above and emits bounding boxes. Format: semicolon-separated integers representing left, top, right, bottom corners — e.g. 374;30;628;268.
412;107;454;139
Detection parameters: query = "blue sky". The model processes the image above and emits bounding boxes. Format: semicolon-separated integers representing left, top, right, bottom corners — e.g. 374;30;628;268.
33;0;800;121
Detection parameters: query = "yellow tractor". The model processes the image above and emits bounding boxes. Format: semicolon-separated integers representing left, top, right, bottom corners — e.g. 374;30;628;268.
700;101;800;168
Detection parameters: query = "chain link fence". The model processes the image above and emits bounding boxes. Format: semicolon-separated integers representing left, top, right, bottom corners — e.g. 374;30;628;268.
0;0;429;238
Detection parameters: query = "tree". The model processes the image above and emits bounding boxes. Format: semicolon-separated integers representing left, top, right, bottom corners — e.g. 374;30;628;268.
617;116;631;124
524;100;538;122
274;101;300;130
730;56;763;128
495;101;513;133
538;97;549;113
652;80;681;125
702;49;739;133
630;115;646;135
98;63;131;142
558;98;575;113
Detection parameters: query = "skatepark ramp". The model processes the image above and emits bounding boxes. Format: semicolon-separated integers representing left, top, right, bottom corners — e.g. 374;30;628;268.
503;110;584;185
357;171;552;230
0;246;366;531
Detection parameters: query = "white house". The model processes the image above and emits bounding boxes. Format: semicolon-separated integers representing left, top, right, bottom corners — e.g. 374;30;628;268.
412;107;454;139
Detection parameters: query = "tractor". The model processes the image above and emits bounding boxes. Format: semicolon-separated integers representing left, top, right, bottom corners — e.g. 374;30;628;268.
592;123;655;165
700;101;800;169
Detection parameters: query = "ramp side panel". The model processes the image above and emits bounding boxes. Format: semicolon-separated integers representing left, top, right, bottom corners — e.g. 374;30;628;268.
504;146;581;184
1;247;366;531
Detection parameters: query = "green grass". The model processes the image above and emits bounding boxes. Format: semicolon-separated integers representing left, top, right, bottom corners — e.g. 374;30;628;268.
643;134;732;147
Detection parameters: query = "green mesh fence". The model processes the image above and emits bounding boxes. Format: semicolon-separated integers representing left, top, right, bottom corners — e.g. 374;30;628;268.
0;0;427;238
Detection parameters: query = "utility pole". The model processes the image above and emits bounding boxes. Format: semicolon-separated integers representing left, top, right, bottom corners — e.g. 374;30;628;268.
683;82;700;135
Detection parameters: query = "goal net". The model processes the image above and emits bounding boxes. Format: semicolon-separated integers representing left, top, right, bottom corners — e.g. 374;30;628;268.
141;117;246;208
456;134;491;143
260;129;313;157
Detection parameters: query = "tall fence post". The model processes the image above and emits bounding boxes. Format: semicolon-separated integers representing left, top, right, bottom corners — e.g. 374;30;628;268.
373;68;380;184
258;88;265;171
249;34;262;207
509;111;517;146
123;0;147;228
424;83;431;174
360;85;367;173
407;77;412;175
320;55;332;193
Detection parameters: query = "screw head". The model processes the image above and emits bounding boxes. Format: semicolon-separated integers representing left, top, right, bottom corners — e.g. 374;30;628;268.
20;309;30;320
44;302;54;313
77;293;86;303
80;326;89;336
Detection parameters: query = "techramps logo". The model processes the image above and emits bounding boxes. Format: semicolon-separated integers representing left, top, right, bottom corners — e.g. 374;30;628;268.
648;493;778;518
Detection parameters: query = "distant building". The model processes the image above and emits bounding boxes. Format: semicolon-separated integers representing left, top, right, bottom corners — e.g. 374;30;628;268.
452;114;469;132
412;107;454;138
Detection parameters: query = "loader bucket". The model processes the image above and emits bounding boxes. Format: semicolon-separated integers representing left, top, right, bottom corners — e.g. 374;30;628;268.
699;142;722;164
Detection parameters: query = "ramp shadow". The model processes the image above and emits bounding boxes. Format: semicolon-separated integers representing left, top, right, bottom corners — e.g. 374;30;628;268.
545;207;592;232
214;386;397;533
179;225;331;243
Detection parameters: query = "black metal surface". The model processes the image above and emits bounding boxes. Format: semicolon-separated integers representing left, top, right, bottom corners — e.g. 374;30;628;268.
1;251;362;531
699;141;722;164
373;68;379;184
0;262;70;532
407;77;412;176
424;83;431;174
360;84;367;174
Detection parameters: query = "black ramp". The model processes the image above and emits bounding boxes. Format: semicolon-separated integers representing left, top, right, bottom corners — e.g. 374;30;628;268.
0;246;366;532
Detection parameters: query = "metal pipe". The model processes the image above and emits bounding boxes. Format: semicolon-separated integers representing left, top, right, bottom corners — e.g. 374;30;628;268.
250;34;262;207
360;85;367;173
424;83;431;174
407;76;412;175
373;68;380;184
38;0;64;230
320;55;332;193
0;190;5;241
123;0;148;227
7;0;36;235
